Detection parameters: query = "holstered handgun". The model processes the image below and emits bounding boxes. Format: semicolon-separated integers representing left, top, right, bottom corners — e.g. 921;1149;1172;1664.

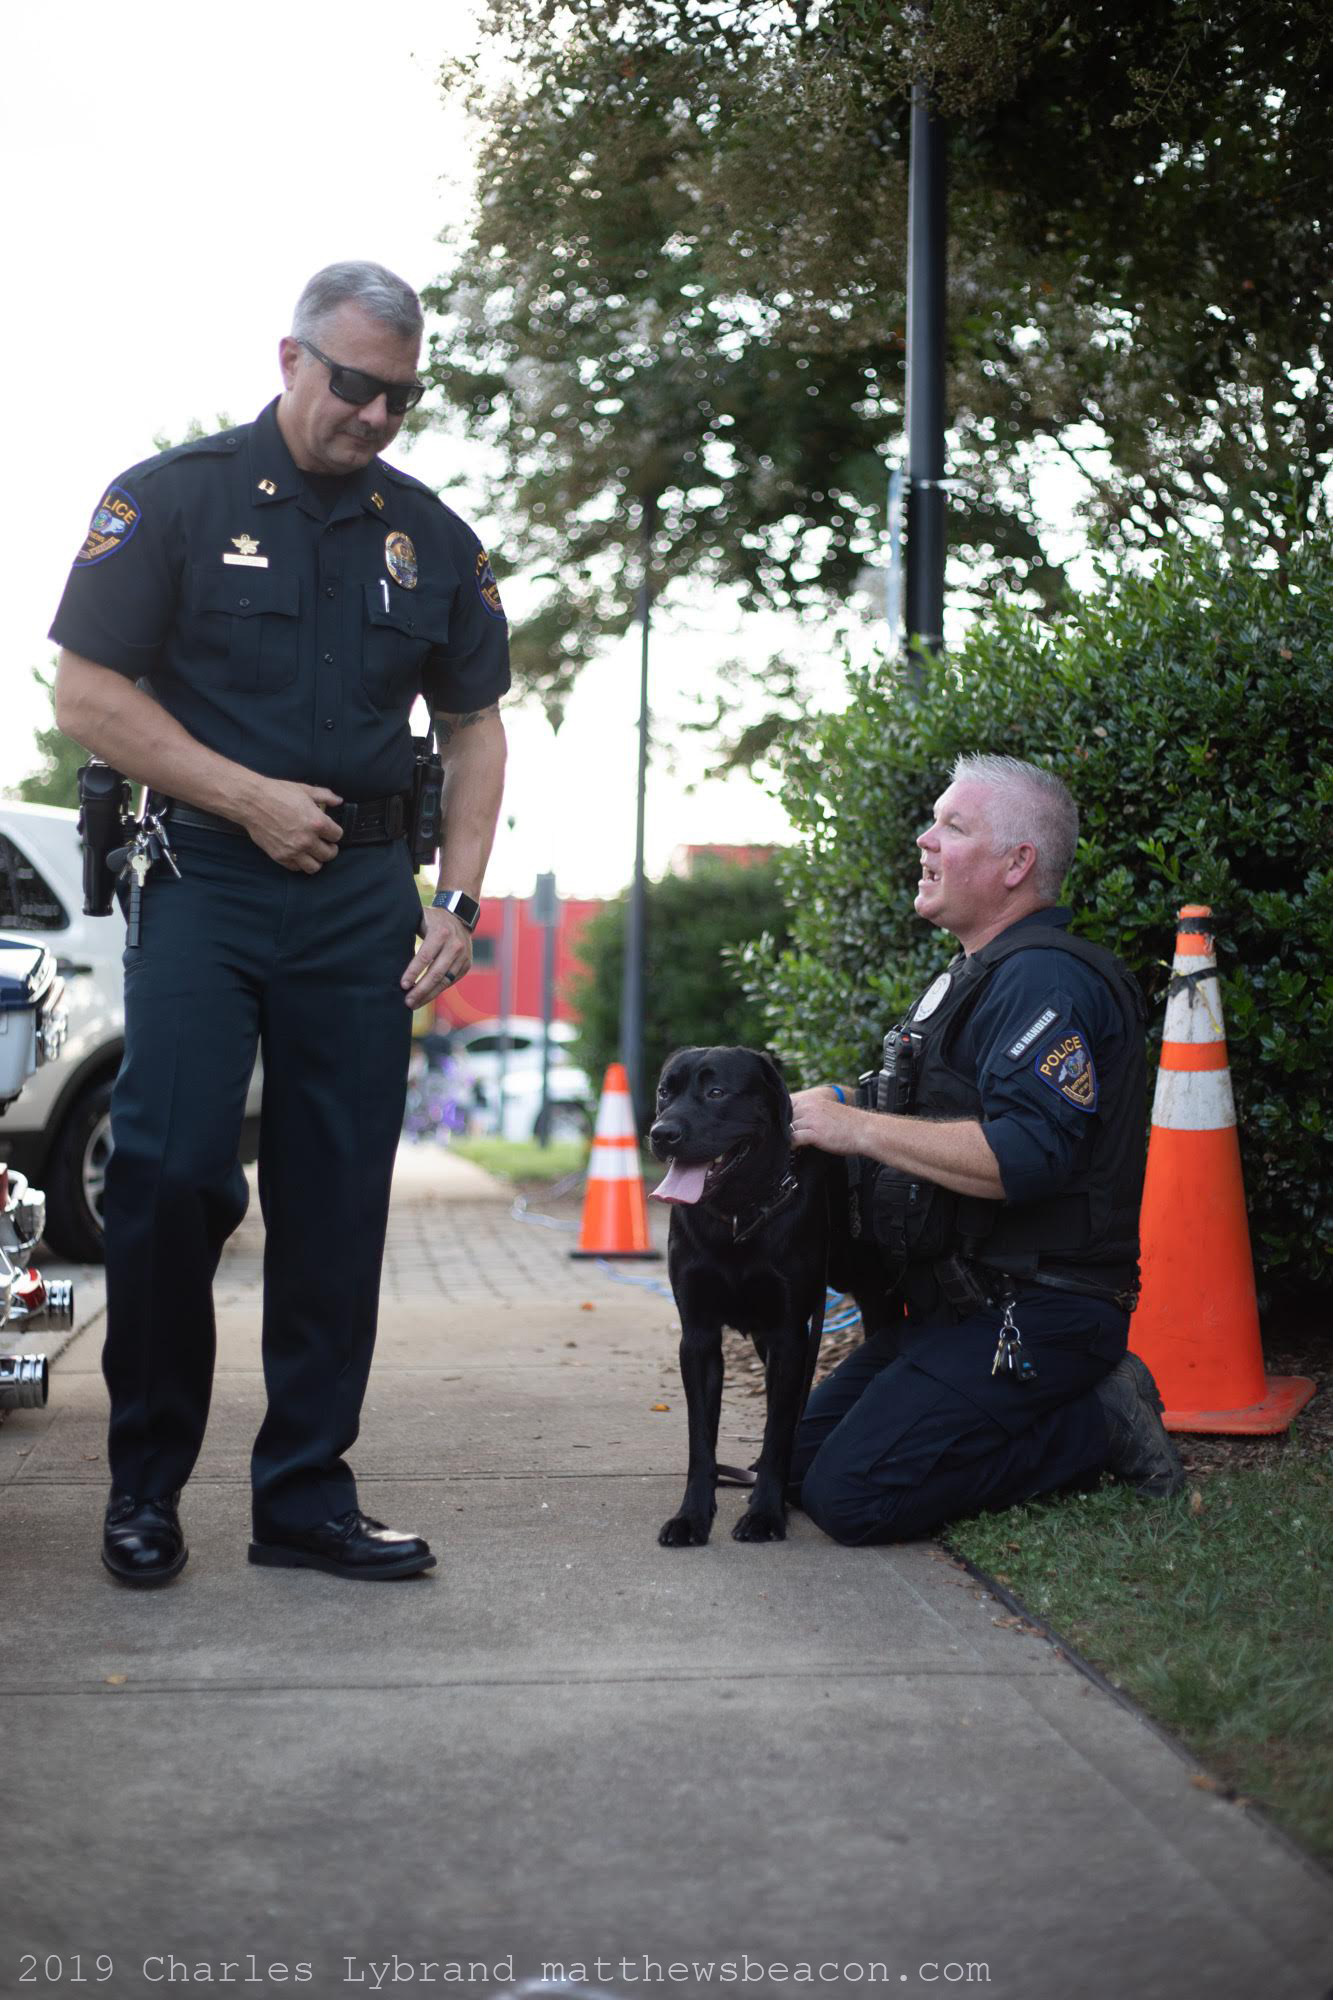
76;760;132;916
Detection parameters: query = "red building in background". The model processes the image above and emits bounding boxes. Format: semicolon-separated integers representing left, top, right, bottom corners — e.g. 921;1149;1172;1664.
431;848;775;1030
433;893;605;1029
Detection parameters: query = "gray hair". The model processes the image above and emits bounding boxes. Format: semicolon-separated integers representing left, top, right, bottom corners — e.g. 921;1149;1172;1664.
291;261;423;343
950;754;1079;901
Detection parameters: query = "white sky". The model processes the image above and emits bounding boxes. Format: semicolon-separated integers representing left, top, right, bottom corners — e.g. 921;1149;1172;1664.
2;0;802;898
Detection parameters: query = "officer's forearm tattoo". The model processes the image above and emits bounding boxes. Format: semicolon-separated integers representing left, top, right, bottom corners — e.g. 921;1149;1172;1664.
435;702;500;747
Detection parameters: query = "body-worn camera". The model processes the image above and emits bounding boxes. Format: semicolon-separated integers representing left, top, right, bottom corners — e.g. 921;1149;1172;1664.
76;760;132;916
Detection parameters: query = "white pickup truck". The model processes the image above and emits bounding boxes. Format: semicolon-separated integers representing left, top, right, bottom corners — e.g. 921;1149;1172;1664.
0;801;262;1261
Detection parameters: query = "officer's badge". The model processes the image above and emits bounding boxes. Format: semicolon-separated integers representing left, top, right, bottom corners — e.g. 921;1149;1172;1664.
1035;1030;1098;1111
912;972;952;1021
75;485;141;566
385;531;418;588
475;548;505;619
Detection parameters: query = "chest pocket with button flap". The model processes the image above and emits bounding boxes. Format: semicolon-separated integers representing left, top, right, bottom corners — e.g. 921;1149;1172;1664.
187;566;301;692
362;583;452;706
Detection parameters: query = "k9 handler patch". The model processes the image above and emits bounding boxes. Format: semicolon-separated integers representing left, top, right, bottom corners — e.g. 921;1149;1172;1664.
76;485;141;565
1035;1029;1098;1111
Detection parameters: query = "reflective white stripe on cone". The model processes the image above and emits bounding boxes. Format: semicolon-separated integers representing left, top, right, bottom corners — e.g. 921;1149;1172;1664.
1129;905;1313;1433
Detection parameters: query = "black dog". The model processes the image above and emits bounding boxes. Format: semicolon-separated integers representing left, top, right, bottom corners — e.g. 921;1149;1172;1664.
648;1045;886;1547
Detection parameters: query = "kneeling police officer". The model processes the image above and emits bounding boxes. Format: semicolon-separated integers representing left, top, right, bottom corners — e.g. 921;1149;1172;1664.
51;261;509;1586
789;753;1183;1545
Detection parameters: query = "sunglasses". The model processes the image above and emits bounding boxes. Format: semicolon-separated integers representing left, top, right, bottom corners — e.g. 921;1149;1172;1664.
297;337;426;415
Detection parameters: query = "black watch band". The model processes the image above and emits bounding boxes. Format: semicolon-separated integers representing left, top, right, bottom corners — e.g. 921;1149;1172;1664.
432;889;481;932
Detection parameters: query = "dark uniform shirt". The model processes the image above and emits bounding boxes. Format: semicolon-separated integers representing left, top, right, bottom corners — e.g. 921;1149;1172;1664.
944;906;1131;1205
49;398;510;799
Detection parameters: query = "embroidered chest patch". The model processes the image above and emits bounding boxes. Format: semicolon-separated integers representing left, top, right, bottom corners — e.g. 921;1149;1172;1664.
75;485;141;565
1035;1030;1098;1111
912;971;952;1022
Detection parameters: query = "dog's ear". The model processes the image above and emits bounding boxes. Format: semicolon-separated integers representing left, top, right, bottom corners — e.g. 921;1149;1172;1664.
755;1051;793;1128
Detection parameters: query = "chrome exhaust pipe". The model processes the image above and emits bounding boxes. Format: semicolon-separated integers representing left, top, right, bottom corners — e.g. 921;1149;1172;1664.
0;1353;48;1409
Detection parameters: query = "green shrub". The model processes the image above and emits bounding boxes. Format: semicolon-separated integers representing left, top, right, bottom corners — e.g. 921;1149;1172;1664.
741;527;1333;1298
569;857;792;1112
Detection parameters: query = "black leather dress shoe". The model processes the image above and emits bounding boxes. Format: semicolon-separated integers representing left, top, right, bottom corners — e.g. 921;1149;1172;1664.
102;1490;188;1587
248;1508;436;1580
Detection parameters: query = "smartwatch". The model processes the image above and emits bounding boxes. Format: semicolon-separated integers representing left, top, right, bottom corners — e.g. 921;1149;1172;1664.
432;889;481;932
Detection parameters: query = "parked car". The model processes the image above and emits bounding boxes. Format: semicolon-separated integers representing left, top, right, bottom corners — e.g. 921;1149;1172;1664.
0;801;262;1261
446;1016;592;1142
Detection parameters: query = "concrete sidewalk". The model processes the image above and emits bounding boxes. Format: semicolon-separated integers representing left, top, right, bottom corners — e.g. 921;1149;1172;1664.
2;1146;1329;2000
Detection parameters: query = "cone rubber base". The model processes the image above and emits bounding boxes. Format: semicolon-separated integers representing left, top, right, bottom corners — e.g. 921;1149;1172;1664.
568;1247;661;1261
1163;1373;1317;1436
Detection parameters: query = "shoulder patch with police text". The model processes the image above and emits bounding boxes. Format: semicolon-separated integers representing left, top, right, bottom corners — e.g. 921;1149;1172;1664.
475;549;505;619
1006;1007;1059;1061
1034;1030;1098;1111
75;486;141;566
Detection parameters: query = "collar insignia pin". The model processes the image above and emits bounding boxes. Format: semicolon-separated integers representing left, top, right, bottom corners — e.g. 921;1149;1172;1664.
257;478;277;495
370;491;385;510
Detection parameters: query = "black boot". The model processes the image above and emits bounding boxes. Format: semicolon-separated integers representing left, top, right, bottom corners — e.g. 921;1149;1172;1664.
102;1490;187;1587
1095;1355;1186;1497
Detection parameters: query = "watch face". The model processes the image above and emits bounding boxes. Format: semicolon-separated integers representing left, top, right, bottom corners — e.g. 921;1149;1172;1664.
435;891;480;931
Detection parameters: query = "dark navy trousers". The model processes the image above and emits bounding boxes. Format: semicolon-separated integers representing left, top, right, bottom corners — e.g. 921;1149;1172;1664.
102;823;420;1531
792;1290;1127;1545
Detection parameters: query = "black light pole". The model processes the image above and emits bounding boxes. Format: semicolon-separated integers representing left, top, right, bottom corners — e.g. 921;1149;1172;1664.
904;78;947;657
620;494;655;1128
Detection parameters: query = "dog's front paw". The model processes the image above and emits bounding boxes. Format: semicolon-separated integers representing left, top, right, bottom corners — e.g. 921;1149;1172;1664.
732;1505;787;1543
659;1511;713;1547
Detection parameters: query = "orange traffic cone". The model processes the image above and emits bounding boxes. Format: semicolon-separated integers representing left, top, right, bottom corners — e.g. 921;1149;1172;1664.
1129;906;1315;1433
569;1062;661;1260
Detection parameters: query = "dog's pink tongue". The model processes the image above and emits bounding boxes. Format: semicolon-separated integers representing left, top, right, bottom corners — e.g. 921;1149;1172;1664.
651;1158;710;1205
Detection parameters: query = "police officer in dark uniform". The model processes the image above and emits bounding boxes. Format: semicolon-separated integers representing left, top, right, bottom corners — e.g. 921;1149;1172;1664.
51;261;509;1586
788;754;1183;1545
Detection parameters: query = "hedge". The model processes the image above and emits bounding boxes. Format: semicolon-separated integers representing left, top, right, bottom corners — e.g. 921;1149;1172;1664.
741;527;1333;1299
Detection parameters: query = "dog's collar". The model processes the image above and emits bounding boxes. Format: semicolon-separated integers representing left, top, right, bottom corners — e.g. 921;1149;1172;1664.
728;1154;800;1246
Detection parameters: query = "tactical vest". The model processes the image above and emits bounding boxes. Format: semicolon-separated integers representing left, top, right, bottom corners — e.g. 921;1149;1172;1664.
852;926;1147;1287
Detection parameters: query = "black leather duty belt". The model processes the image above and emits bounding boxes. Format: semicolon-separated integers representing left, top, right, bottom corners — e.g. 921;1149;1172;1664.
164;794;410;847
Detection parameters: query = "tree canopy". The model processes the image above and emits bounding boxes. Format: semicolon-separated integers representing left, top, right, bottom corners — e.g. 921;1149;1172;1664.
427;0;1331;720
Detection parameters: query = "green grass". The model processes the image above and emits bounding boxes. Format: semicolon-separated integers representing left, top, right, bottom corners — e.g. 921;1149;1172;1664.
947;1452;1333;1863
451;1137;589;1182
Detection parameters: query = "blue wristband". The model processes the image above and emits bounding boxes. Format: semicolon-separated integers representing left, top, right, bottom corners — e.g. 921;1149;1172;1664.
830;1085;846;1104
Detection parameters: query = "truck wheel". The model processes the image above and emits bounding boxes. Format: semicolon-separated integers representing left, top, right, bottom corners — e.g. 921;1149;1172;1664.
42;1078;114;1264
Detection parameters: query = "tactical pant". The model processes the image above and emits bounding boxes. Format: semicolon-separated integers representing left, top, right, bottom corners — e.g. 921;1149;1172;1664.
792;1290;1127;1544
102;822;420;1531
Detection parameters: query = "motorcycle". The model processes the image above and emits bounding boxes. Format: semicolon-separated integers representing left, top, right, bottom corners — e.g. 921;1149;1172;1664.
0;938;75;1408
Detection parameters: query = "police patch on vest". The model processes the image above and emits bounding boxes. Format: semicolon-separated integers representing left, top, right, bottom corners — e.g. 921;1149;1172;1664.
385;531;418;589
1035;1031;1098;1111
475;548;505;619
1006;1006;1058;1061
75;486;141;566
912;971;952;1022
